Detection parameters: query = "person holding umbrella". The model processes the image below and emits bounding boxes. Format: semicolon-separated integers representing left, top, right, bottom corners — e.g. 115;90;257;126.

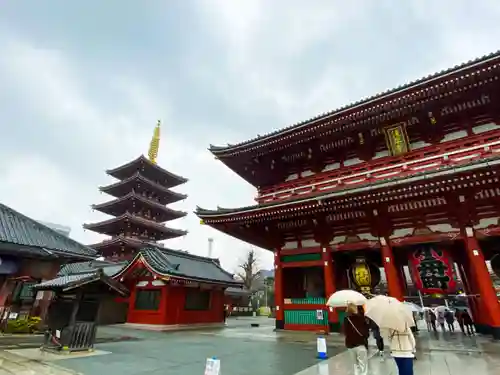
364;295;416;375
388;324;416;375
343;302;370;375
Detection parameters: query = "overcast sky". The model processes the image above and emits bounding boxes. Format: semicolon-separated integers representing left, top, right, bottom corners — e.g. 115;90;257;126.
0;1;499;273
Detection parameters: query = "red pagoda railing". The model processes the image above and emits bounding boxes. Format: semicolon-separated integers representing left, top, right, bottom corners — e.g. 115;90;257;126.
257;129;500;203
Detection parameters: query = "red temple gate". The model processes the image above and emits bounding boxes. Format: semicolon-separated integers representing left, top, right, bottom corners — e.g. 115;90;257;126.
196;51;500;339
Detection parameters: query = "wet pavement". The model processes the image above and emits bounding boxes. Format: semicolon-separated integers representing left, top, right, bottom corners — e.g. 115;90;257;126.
300;323;500;375
54;317;343;375
1;318;500;374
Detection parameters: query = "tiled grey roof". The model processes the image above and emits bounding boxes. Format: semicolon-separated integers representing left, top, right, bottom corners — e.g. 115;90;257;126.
225;287;251;297
34;269;129;296
209;50;500;154
106;155;188;188
36;273;96;288
58;260;127;277
116;247;242;286
0;204;97;259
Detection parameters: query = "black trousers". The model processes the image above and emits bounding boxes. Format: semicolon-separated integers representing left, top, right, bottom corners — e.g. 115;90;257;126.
375;335;384;351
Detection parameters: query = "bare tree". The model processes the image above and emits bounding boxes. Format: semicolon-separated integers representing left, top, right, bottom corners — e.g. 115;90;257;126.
236;248;261;291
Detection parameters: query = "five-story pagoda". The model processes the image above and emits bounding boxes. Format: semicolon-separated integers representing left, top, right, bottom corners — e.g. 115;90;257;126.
84;121;188;260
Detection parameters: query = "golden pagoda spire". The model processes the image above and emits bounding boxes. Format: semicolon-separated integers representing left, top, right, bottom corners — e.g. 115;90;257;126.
148;120;161;164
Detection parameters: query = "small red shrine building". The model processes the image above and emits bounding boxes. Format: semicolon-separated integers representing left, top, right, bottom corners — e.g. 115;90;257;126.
40;121;243;327
38;246;242;326
196;51;500;339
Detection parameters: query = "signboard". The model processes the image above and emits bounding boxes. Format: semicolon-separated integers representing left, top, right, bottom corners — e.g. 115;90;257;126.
316;310;324;321
204;357;221;375
384;122;410;156
409;245;457;294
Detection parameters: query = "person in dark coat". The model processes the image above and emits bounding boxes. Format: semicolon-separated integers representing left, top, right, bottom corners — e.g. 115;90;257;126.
368;318;384;356
461;310;475;335
445;310;455;332
343;303;370;375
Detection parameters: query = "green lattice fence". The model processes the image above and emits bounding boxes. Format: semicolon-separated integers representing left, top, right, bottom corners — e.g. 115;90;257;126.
284;310;328;325
280;253;322;263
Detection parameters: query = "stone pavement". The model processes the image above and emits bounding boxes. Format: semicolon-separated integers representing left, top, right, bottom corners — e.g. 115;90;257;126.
297;326;500;375
0;350;80;374
53;317;344;375
2;318;500;375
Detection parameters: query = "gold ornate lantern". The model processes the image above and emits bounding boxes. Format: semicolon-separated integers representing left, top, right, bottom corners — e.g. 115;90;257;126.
350;257;380;295
351;258;372;293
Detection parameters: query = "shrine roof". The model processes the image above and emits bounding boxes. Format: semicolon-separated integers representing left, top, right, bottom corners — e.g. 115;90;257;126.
106;155;188;188
209;50;500;156
58;260;127;277
225;287;251;297
196;155;500;220
115;247;242;286
34;268;129;296
0;203;97;260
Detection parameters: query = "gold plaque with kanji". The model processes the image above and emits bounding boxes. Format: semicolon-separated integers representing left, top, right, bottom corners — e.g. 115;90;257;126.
384;122;410;156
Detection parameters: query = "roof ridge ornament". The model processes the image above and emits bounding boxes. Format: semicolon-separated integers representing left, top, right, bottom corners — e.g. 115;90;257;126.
148;120;161;164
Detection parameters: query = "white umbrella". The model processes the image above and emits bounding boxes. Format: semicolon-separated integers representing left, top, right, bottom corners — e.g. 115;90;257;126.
403;301;423;313
365;295;415;332
434;306;448;314
326;289;367;307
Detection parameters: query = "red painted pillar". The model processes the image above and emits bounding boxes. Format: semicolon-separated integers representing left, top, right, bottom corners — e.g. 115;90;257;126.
274;248;284;330
321;245;338;332
463;227;500;339
380;238;404;301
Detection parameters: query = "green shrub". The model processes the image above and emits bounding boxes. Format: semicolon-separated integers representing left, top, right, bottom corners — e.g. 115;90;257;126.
5;316;42;334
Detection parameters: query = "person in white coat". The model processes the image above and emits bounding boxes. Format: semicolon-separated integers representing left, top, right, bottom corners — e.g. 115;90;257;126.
388;325;416;375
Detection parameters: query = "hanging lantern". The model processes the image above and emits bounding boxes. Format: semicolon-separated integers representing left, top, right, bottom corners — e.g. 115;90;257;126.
349;257;380;295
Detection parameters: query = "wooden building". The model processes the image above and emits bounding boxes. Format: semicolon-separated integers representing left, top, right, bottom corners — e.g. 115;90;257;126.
196;51;500;339
0;203;97;321
50;247;242;326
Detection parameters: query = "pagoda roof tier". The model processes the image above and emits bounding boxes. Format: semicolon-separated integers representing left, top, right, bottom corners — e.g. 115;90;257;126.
88;236;181;256
210;51;500;158
92;193;187;222
196;157;500;249
113;246;242;287
106;155;187;189
83;214;187;241
100;173;187;204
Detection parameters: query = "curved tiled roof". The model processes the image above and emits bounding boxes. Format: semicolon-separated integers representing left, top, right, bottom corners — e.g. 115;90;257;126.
83;213;188;239
0;203;96;259
92;192;187;222
209;50;500;155
99;172;187;203
115;247;241;286
106;155;188;188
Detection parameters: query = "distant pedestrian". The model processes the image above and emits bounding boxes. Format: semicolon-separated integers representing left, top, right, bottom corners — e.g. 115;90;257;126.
437;310;446;331
425;309;437;332
343;303;369;375
461;310;475;335
445;310;455;332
